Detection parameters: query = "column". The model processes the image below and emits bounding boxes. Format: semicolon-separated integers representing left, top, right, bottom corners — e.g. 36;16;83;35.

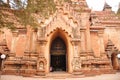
71;40;81;58
10;31;18;57
73;45;79;57
39;42;44;56
24;29;33;58
98;30;105;54
37;27;43;38
38;39;47;56
36;39;47;75
80;29;86;52
86;27;92;53
71;40;81;72
25;30;32;52
38;27;46;38
31;30;37;53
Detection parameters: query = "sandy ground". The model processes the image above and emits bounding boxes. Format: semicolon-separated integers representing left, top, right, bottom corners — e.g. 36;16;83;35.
0;72;120;80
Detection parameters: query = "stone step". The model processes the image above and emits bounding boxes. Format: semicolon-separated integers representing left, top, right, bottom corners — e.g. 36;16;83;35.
46;72;70;78
46;71;85;79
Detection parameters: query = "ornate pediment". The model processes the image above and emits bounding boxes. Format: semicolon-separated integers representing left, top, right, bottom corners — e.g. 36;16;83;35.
37;10;81;39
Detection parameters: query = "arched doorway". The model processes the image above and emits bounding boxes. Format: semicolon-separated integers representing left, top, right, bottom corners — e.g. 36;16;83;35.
50;37;66;71
111;53;119;70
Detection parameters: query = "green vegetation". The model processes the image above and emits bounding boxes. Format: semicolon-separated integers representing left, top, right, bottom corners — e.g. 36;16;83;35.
13;0;57;29
27;0;56;17
0;1;14;30
0;5;15;31
0;0;57;30
64;0;71;2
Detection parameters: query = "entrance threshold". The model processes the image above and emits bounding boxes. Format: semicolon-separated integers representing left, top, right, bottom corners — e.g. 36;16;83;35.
46;71;85;78
47;71;71;78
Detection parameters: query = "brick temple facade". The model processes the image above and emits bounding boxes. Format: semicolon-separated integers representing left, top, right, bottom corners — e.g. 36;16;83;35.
0;0;120;76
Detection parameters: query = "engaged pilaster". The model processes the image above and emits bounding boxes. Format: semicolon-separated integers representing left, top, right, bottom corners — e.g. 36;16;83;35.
71;39;82;73
36;38;47;75
10;31;19;57
37;38;47;57
98;30;106;57
80;28;86;53
98;30;105;54
86;27;92;53
31;30;37;53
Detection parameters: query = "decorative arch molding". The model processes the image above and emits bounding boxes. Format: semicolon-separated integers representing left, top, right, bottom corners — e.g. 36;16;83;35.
46;27;73;38
46;28;73;73
48;28;70;45
105;39;119;70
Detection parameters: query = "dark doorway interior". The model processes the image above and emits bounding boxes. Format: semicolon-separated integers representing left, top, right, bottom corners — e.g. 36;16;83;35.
111;53;118;70
50;37;66;71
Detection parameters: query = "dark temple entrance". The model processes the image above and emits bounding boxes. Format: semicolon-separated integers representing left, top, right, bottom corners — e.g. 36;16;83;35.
50;37;66;71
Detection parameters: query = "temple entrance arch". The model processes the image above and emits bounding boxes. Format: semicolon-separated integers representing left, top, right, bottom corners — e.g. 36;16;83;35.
47;28;73;73
50;37;66;71
111;53;119;70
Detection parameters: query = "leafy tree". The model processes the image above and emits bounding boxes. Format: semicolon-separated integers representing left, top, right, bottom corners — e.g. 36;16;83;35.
26;0;56;18
0;0;57;30
0;0;15;31
0;0;10;8
13;0;57;29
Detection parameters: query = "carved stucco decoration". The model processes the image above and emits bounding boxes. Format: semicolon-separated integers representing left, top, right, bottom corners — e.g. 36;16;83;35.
37;56;47;71
72;27;80;39
72;57;81;71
